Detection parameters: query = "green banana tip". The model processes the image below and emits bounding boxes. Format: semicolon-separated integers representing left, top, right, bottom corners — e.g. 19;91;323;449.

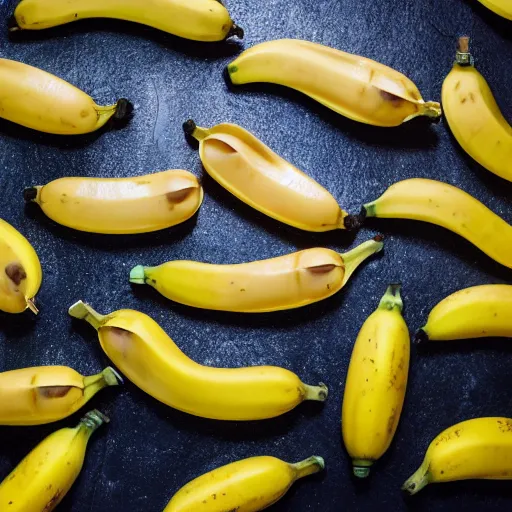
227;23;244;40
129;265;146;285
352;459;373;478
379;282;403;312
103;367;124;386
80;409;110;432
68;300;89;319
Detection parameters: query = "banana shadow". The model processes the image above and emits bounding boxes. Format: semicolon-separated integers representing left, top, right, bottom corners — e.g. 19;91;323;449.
0;310;39;340
465;0;512;41
415;336;512;357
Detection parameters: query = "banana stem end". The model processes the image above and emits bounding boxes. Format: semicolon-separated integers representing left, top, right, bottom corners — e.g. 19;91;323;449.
26;299;39;315
292;456;325;480
378;283;403;312
304;382;328;402
352;459;373;478
422;101;442;120
227;23;244;40
183;120;210;142
129;265;146;285
340;236;384;286
402;467;431;496
69;301;106;331
23;186;41;203
79;409;110;436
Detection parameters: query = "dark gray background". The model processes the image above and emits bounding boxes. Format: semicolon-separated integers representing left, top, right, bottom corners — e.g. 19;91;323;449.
0;0;511;510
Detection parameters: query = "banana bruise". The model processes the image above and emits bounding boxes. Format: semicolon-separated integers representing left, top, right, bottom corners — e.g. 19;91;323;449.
24;170;203;235
477;0;512;19
226;39;441;127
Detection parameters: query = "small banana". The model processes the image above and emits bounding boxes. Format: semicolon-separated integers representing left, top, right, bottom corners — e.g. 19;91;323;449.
0;218;42;314
442;37;512;182
69;301;328;421
0;58;131;135
10;0;243;41
342;284;410;477
129;237;383;313
0;366;121;426
226;39;441;127
24;170;203;235
164;455;324;511
476;0;512;19
183;120;350;232
0;409;108;511
403;417;512;495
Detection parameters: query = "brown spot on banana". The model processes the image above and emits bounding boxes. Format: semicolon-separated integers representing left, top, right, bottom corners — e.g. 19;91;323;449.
43;489;62;511
306;264;337;274
166;188;195;207
38;386;74;399
5;263;27;287
379;90;405;106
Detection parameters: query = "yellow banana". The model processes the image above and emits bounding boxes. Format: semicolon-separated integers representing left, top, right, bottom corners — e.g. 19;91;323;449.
129;237;383;313
0;409;108;511
10;0;243;41
342;284;410;477
442;37;512;182
0;218;42;314
477;0;512;19
403;417;512;495
24;170;203;235
0;58;131;135
69;301;328;421
355;178;512;269
164;455;324;512
0;366;121;426
416;284;512;342
226;39;441;127
183;120;349;232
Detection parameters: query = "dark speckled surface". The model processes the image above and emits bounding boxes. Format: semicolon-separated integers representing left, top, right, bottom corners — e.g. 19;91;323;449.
0;0;511;510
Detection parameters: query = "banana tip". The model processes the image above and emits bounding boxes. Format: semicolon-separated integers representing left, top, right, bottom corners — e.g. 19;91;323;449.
112;99;134;125
23;187;38;203
129;265;146;285
227;23;244;40
183;119;197;136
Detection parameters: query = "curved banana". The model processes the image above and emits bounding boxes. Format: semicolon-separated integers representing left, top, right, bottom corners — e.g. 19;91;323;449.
403;417;512;495
0;58;131;135
129;237;383;313
226;39;441;127
183;120;349;232
10;0;243;41
0;218;42;314
442;37;512;182
477;0;512;19
0;410;108;511
416;284;512;342
68;301;328;421
354;178;512;269
164;455;324;511
24;170;203;235
342;284;410;477
0;366;121;426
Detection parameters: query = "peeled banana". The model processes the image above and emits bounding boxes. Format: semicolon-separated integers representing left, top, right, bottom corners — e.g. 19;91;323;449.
0;409;108;511
0;58;131;135
442;37;512;182
164;455;324;511
69;301;328;421
0;366;121;425
24;170;203;234
226;39;441;127
403;417;512;495
11;0;243;41
0;218;42;314
342;284;410;477
477;0;512;19
183;120;349;231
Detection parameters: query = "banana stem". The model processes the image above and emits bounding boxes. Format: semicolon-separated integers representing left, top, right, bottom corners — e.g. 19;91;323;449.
292;456;325;480
352;459;373;478
303;382;328;402
183;119;211;142
69;301;107;331
378;283;403;312
340;236;384;287
26;298;39;315
129;265;146;285
455;36;473;67
83;367;123;400
78;409;110;439
402;462;431;495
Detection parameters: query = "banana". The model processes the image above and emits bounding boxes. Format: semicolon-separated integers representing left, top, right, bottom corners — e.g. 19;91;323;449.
0;366;121;426
416;284;512;342
342;284;410;478
0;218;42;314
24;170;203;235
442;37;512;182
164;455;324;512
403;417;512;495
69;301;328;421
10;0;243;41
477;0;512;19
0;58;131;135
226;39;441;127
0;409;108;511
353;178;512;269
183;120;350;232
129;237;383;313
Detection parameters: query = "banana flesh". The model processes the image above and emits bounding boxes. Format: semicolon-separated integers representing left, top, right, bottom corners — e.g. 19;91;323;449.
184;120;349;232
69;301;328;421
164;455;324;512
25;170;203;234
477;0;512;19
227;39;441;127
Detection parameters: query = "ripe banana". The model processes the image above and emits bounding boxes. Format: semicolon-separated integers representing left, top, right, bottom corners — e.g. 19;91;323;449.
24;170;203;235
226;39;441;127
342;284;410;477
354;178;512;269
0;366;121;426
183;120;349;232
403;417;512;495
129;237;383;313
164;455;324;512
0;218;42;314
477;0;512;19
69;301;328;421
0;410;108;511
0;58;131;135
10;0;244;41
416;284;512;342
442;37;512;182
